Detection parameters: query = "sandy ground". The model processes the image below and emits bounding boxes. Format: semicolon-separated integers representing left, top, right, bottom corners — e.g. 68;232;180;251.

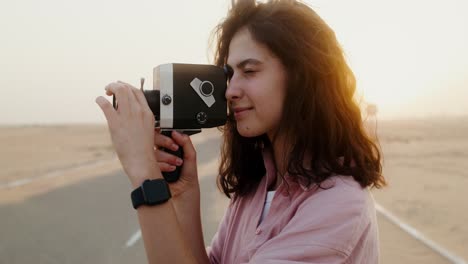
0;125;115;185
1;118;466;263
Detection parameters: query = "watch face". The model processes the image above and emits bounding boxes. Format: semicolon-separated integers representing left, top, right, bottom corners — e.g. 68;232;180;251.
142;180;171;204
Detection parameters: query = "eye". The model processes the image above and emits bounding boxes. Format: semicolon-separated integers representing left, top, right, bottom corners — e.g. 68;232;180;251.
244;69;256;74
223;65;234;81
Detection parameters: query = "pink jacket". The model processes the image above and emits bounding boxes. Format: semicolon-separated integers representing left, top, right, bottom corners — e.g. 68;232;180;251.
207;150;379;263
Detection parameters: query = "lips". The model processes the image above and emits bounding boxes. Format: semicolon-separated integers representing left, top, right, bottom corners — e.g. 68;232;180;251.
232;106;253;118
233;107;253;113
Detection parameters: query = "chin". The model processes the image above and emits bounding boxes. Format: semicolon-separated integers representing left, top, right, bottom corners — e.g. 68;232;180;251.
236;126;263;138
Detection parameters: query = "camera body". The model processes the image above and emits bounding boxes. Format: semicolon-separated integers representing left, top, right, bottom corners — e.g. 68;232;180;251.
139;63;227;182
151;63;227;131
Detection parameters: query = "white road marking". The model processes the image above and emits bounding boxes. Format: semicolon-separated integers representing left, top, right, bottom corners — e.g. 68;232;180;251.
125;229;142;248
375;202;466;264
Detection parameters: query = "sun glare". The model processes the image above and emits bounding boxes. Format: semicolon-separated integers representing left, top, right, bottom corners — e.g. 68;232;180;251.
313;0;468;118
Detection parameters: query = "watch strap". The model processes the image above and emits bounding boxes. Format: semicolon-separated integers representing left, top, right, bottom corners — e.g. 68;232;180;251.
131;186;146;209
131;179;171;209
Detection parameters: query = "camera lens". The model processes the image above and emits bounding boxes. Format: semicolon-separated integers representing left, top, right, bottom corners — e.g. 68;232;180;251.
200;81;214;97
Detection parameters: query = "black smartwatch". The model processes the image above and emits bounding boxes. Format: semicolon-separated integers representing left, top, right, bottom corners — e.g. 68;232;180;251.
131;179;172;209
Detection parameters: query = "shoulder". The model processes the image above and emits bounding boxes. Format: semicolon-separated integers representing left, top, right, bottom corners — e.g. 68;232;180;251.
287;175;378;255
296;175;375;218
304;175;373;210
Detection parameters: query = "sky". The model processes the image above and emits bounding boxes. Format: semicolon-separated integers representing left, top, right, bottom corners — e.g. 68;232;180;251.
1;0;467;125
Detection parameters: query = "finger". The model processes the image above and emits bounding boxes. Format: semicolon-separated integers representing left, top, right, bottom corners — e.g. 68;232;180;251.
154;132;179;152
119;81;149;109
105;82;130;113
105;86;115;97
95;96;116;124
105;82;140;115
116;81;141;115
158;162;176;172
129;84;154;120
155;149;184;166
171;131;196;163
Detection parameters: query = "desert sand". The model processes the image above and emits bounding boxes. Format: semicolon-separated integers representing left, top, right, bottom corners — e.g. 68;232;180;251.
1;118;466;263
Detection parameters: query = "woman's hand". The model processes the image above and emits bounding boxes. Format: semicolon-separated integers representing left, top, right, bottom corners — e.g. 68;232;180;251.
154;129;200;200
96;81;159;188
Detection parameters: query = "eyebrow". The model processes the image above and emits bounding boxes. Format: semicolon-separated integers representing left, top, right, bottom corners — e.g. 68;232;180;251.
227;58;263;69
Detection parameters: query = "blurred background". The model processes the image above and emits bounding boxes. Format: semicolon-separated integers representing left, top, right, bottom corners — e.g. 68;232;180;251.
1;0;467;263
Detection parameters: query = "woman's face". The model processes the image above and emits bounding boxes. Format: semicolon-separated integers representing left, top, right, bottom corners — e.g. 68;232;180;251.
226;28;287;140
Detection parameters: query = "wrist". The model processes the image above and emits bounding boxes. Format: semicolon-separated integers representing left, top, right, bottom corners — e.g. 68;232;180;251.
174;184;200;201
129;164;163;189
172;188;201;214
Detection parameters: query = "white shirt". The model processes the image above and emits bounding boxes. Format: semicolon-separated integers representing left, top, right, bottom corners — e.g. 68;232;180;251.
258;190;276;225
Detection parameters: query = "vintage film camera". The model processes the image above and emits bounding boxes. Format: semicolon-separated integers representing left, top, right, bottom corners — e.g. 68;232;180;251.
113;63;228;182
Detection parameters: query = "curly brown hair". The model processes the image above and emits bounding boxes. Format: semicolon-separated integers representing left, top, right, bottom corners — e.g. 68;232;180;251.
211;0;386;198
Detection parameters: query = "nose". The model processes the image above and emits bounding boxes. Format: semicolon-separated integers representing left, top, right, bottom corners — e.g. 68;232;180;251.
225;73;242;101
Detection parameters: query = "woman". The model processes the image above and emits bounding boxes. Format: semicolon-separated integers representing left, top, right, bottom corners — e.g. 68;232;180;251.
96;0;385;263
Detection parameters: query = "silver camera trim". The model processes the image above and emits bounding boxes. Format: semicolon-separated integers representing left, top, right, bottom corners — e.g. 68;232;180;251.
190;77;216;108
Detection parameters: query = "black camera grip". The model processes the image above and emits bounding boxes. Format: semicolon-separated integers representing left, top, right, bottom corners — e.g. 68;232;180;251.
161;131;183;182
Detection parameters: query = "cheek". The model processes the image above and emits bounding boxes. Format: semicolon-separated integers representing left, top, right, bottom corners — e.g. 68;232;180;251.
260;83;286;118
267;100;284;124
252;94;284;133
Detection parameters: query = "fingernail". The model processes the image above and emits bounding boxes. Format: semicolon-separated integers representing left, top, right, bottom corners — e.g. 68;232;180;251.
169;165;176;171
176;158;183;166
